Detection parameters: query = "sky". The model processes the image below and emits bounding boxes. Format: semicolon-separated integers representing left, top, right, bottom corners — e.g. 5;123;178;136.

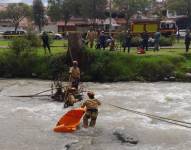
0;0;48;5
0;0;163;4
0;0;163;6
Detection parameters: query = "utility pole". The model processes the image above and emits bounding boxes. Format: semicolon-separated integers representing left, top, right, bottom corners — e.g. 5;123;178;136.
93;0;96;29
109;0;112;35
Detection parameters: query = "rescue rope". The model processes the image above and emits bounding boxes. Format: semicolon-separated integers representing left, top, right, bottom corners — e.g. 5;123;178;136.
9;86;68;98
106;103;191;129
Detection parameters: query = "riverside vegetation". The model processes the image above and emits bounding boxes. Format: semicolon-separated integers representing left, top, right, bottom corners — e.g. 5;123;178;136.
0;34;191;82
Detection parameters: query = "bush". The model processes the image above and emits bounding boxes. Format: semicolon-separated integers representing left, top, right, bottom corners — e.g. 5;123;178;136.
82;48;185;82
159;36;175;46
25;31;41;47
9;37;32;57
116;32;175;47
3;36;38;77
131;36;142;47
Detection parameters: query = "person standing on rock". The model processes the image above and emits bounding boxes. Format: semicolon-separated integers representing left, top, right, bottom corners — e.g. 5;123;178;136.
81;92;101;128
69;61;80;89
185;30;191;53
41;31;51;55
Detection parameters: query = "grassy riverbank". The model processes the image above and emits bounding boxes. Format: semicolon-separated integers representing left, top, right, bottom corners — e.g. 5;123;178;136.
0;42;191;81
82;48;190;82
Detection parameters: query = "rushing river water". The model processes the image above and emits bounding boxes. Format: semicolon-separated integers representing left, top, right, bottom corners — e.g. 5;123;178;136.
0;79;191;150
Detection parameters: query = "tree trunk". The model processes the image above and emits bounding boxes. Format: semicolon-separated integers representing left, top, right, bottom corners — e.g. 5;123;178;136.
64;21;67;32
14;23;19;32
39;23;42;32
67;33;83;66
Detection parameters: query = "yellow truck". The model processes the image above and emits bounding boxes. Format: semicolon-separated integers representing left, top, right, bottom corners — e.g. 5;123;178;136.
131;19;177;36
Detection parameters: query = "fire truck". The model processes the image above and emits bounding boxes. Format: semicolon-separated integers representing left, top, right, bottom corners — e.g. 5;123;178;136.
131;19;177;36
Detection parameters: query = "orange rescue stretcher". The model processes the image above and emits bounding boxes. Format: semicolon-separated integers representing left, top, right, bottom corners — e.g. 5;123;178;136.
53;108;86;133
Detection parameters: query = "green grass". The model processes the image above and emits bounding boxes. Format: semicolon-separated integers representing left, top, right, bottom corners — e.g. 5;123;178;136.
36;47;67;56
0;39;68;47
0;40;11;46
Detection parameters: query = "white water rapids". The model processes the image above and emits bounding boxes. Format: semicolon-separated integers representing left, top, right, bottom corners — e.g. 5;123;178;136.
0;79;191;150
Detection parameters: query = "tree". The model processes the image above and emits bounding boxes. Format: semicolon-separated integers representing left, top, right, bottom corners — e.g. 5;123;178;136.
33;0;45;32
167;0;191;18
48;0;80;29
0;3;31;32
79;0;107;23
113;0;152;27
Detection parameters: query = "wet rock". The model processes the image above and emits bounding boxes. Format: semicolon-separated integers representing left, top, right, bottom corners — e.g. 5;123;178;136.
64;140;79;150
32;73;37;77
113;130;138;145
185;73;191;78
164;77;169;81
169;76;176;81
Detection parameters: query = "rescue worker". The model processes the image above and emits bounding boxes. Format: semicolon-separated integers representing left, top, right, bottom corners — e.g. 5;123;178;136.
69;61;80;89
51;81;65;102
81;92;101;128
41;31;51;54
86;29;96;48
64;87;79;108
185;30;191;53
109;34;115;51
123;30;132;53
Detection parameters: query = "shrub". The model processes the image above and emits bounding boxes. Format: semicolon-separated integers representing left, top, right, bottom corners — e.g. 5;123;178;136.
25;31;41;48
9;37;32;57
159;36;175;46
131;36;142;47
4;36;38;77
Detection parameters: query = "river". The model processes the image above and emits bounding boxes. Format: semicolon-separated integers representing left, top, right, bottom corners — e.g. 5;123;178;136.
0;79;191;150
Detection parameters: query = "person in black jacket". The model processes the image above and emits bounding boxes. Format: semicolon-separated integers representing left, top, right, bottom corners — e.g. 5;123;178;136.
123;30;132;53
41;31;51;54
185;30;191;53
141;30;149;51
99;31;106;50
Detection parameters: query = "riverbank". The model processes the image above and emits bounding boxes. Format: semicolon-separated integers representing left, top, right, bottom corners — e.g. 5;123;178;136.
0;45;191;82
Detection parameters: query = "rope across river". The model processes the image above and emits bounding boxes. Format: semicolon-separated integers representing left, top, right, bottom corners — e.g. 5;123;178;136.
106;103;191;129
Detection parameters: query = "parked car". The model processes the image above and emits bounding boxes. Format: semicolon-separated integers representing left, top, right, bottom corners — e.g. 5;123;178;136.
54;33;63;40
3;30;26;39
40;31;63;40
179;29;186;38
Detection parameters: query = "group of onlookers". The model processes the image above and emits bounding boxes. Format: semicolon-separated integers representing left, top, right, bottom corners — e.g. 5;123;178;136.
123;30;161;53
41;28;191;54
85;28;191;53
85;29;162;53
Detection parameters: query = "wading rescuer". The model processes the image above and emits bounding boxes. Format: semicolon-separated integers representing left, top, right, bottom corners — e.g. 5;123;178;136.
64;87;79;108
69;61;80;89
81;92;101;128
